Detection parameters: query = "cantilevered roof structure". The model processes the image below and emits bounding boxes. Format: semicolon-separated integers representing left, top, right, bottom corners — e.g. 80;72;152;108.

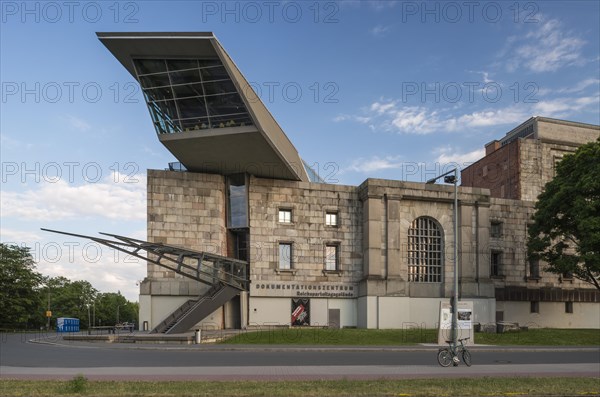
98;32;310;182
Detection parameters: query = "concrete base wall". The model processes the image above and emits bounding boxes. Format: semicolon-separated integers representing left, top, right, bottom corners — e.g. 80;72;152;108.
497;301;600;328
249;297;358;327
249;297;291;326
248;296;477;329
141;294;597;330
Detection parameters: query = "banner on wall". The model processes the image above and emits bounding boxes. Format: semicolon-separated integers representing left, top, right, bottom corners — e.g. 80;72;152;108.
291;298;310;326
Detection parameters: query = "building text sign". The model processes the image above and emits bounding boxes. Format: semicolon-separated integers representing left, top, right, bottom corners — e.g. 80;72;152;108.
251;281;358;298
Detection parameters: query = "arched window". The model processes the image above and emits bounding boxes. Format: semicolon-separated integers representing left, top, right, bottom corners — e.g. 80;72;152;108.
408;217;443;283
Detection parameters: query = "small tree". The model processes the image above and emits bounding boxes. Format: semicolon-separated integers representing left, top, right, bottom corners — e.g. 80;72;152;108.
527;138;600;290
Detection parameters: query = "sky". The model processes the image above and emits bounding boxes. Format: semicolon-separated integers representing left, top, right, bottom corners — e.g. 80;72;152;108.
1;0;599;301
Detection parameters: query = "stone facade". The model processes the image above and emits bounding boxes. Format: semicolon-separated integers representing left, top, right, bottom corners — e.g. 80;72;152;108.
142;172;502;330
248;176;362;286
139;171;230;331
461;117;600;201
140;117;600;331
461;117;600;327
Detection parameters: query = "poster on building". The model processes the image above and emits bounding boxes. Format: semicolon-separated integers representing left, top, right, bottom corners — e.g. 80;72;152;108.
457;308;473;330
291;298;310;326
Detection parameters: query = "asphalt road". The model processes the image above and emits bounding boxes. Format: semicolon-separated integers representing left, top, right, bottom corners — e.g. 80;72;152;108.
1;333;598;380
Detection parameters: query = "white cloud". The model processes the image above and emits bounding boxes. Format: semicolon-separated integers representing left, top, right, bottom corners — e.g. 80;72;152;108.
506;18;586;73
434;147;485;167
448;107;530;130
362;101;529;135
0;133;33;150
532;95;599;118
64;114;92;132
0;228;42;243
370;24;391;37
390;107;442;134
338;91;549;135
370;100;397;115
36;245;145;302
1;171;146;221
537;79;599;96
558;78;600;94
347;155;404;173
367;1;399;11
468;70;493;84
333;114;372;124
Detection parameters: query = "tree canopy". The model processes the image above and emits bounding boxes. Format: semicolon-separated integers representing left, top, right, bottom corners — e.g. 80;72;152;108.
527;138;600;290
0;244;43;328
0;243;138;329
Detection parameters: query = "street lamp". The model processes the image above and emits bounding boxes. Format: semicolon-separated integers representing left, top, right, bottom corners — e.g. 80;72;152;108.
87;304;91;330
426;168;459;347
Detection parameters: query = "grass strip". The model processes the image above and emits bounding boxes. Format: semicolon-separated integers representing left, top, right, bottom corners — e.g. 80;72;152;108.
221;327;600;346
0;377;598;397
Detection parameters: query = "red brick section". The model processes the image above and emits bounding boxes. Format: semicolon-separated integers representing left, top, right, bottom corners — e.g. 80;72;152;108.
461;139;521;200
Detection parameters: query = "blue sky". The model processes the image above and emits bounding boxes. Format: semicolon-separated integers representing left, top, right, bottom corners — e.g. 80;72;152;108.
1;1;599;301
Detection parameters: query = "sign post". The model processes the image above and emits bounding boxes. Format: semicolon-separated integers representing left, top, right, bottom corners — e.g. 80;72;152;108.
438;301;474;345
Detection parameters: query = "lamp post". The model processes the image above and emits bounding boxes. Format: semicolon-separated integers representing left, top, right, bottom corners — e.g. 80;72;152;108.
426;168;459;347
87;304;91;330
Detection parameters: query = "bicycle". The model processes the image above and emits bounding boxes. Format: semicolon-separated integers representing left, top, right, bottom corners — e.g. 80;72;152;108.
437;337;472;367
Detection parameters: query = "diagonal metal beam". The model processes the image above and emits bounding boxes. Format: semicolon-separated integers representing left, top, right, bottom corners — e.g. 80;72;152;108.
41;228;248;290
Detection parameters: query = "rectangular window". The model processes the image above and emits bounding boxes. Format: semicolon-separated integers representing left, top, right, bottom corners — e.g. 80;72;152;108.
279;243;292;270
530;301;539;313
325;245;338;271
227;174;248;228
278;209;292;223
529;259;540;278
562;271;573;280
491;251;502;277
565;301;573;314
325;212;338;227
491;221;502;238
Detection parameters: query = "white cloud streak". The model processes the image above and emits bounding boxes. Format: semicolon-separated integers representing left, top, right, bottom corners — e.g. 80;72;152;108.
506;18;586;73
370;24;391;37
0;228;43;243
434;147;485;166
347;155;404;173
1;171;146;221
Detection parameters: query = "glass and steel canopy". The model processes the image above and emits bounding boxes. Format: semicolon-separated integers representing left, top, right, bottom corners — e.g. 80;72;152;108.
134;58;254;134
98;32;309;182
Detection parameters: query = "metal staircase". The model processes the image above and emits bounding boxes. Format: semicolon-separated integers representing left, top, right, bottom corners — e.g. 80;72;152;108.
151;282;240;334
41;229;249;334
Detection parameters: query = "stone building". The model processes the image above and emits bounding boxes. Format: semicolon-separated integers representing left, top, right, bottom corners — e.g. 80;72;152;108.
461;117;600;201
98;32;599;332
462;117;600;328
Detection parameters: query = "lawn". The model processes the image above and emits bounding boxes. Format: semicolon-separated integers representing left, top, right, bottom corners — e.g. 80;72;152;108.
221;327;600;345
1;377;598;397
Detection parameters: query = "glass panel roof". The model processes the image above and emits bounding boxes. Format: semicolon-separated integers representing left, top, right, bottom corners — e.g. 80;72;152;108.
133;58;254;134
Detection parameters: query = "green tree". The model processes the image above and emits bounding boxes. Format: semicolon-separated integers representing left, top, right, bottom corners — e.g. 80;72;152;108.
0;244;44;329
95;292;138;326
44;277;98;329
527;138;600;290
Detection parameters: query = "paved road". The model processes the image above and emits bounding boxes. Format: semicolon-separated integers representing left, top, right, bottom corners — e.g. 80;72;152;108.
1;333;598;380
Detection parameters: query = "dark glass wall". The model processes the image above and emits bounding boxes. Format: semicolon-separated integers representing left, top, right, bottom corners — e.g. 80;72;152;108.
227;174;248;229
133;58;254;134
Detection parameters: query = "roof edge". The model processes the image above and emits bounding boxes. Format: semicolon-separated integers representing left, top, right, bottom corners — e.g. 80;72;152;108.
96;32;215;39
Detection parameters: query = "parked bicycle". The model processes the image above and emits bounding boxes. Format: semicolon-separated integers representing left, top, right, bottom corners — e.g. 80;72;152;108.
437;337;472;367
